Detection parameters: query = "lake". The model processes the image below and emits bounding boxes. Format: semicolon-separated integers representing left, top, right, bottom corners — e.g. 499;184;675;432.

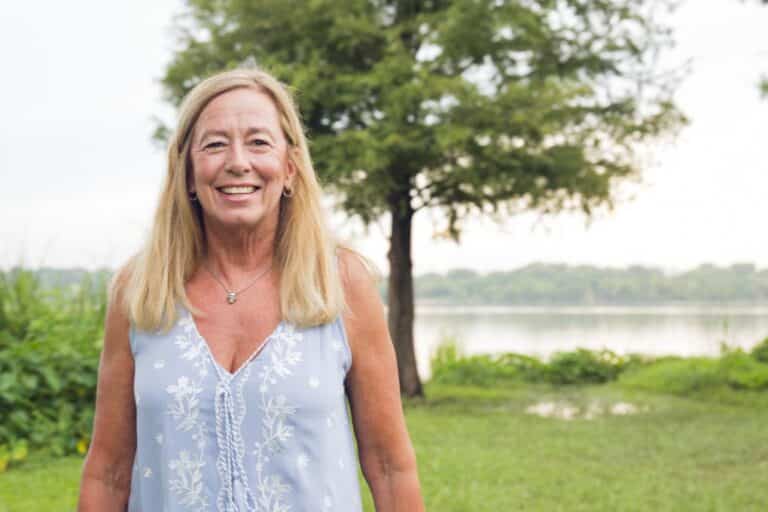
410;304;768;378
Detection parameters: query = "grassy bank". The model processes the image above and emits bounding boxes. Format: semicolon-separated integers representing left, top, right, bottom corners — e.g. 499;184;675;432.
2;382;768;511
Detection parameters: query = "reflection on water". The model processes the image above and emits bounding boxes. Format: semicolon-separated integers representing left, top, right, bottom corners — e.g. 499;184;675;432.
411;304;768;378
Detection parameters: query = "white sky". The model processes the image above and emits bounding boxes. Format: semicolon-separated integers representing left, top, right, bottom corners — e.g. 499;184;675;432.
1;0;767;275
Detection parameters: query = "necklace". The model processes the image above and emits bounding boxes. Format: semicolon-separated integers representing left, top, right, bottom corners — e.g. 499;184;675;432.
204;262;273;304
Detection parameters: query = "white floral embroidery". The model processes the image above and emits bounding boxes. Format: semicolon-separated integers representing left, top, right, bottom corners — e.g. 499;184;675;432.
323;494;333;510
155;433;163;445
297;453;309;469
154;359;165;369
143;466;153;478
308;376;320;388
326;411;337;429
166;315;210;511
166;377;204;432
332;340;343;352
168;450;206;508
251;323;303;512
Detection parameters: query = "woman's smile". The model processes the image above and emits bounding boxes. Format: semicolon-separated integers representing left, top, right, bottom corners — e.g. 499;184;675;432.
215;184;263;202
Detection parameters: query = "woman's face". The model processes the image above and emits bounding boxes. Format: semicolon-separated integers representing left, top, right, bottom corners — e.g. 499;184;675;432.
188;87;295;234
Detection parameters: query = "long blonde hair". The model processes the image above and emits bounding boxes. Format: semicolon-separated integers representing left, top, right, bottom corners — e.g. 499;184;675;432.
122;67;371;331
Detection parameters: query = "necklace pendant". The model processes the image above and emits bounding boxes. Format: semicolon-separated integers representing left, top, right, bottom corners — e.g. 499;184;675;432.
226;292;237;304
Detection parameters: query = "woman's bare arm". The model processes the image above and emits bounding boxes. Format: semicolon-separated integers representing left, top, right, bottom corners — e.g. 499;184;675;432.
338;250;425;511
77;277;137;511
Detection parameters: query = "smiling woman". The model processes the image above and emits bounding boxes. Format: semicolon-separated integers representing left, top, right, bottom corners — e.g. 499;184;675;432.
76;67;425;511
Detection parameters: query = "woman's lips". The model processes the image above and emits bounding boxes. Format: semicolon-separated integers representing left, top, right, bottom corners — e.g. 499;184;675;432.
215;185;261;202
217;185;260;194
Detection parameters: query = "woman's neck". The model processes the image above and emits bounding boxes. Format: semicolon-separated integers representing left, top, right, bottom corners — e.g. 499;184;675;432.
202;223;277;284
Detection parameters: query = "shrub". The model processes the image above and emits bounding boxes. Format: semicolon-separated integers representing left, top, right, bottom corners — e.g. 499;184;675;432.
750;337;768;364
429;338;520;387
430;341;634;387
0;269;106;467
496;353;549;383
545;349;626;385
719;350;768;390
618;357;725;394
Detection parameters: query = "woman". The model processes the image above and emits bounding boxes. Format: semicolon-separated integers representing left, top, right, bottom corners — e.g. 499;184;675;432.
78;67;425;511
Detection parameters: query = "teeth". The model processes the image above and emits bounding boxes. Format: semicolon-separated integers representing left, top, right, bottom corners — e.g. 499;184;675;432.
219;186;257;194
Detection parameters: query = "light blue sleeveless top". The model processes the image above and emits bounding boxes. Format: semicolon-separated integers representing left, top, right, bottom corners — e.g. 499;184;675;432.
128;307;363;512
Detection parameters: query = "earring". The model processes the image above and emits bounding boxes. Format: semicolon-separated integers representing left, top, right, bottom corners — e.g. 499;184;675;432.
189;191;198;202
282;186;294;198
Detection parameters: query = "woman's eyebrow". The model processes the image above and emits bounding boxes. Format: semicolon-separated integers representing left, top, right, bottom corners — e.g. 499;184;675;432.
197;128;229;143
244;126;274;138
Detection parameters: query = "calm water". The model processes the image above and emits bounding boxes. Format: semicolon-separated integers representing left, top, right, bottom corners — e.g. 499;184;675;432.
411;304;768;378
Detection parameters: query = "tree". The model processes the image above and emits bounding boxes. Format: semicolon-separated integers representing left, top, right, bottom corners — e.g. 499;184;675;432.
159;0;686;397
746;0;768;96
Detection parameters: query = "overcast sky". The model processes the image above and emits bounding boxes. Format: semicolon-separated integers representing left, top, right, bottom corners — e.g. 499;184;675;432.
1;0;767;275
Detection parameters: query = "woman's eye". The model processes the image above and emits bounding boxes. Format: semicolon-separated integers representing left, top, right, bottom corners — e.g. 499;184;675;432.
204;142;225;149
249;139;269;146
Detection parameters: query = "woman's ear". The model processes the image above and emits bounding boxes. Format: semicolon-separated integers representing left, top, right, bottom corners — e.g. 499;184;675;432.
286;149;298;187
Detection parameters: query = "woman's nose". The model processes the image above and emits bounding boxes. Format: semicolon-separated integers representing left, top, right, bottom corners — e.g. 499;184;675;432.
226;140;250;173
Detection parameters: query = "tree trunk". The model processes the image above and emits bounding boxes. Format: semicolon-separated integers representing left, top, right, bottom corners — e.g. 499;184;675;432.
386;188;423;397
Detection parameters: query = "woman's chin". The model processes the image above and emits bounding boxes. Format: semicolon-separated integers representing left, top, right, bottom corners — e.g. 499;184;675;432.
203;210;276;233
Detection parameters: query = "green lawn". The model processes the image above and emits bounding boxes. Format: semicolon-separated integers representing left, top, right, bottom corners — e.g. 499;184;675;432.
2;383;768;511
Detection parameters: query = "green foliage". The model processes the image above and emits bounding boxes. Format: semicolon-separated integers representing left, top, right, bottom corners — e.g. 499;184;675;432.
618;357;725;394
0;439;28;472
719;350;768;390
429;338;520;386
429;338;639;386
750;336;768;363
160;0;686;237
545;349;625;385
431;337;768;395
0;269;106;467
0;269;47;347
619;351;768;394
495;353;549;383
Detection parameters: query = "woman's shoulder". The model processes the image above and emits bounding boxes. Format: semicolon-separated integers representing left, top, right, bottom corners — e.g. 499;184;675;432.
335;246;383;293
108;257;137;312
334;246;386;337
101;259;137;358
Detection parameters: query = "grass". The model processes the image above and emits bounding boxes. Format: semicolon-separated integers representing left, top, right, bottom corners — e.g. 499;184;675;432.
2;382;768;511
0;452;82;511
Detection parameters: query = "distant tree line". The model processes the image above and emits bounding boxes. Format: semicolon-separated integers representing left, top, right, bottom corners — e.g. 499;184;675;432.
13;263;768;305
412;263;768;305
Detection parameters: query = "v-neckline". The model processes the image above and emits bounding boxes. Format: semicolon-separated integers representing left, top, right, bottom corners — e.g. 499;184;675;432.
184;307;284;379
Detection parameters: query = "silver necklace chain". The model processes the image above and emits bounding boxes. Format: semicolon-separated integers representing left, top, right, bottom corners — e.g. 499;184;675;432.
204;262;273;304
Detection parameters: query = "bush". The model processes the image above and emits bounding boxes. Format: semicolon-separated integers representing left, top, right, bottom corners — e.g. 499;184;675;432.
545;349;626;385
429;341;637;387
0;269;106;467
750;336;768;364
720;350;768;390
496;353;549;383
617;357;725;394
429;338;520;387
